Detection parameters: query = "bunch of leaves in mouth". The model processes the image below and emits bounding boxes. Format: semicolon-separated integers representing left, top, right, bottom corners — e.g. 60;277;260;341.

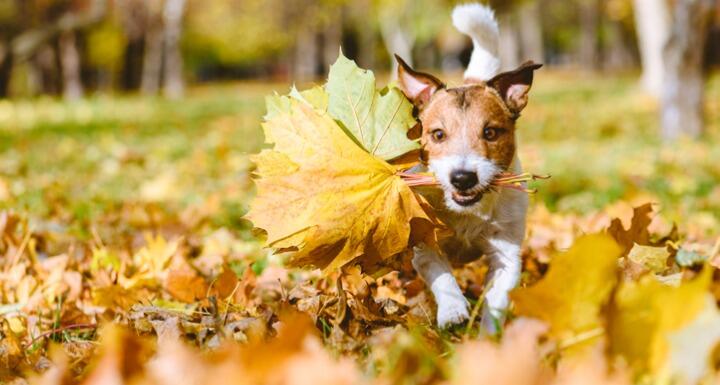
398;171;550;193
246;53;447;273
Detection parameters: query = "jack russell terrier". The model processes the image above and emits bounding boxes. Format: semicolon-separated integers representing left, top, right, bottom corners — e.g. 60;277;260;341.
396;3;541;333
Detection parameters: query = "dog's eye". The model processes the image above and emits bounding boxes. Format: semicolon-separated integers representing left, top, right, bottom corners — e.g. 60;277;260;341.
483;127;501;141
431;129;447;142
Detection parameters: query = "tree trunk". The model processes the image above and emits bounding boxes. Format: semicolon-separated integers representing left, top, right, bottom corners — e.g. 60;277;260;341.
380;21;414;77
35;44;60;94
122;38;144;90
603;18;636;70
660;0;715;140
578;0;600;70
293;25;319;81
517;0;545;63
322;8;342;73
58;30;84;100
162;0;186;99
355;0;376;70
0;43;13;98
633;0;671;96
498;12;520;71
117;0;147;90
141;21;164;95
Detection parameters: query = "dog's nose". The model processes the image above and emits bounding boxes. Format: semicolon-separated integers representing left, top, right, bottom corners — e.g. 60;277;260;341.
450;170;479;190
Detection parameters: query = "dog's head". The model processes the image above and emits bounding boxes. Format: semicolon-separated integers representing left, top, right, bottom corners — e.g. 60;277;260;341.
396;56;541;213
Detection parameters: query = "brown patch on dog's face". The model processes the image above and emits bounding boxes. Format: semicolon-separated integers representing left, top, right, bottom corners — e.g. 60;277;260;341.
396;57;541;210
418;85;518;170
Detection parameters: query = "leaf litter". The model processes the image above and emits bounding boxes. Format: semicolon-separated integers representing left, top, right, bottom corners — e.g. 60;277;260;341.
2;56;720;384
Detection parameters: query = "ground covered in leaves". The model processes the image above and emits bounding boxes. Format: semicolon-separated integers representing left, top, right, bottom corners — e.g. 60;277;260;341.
2;73;720;384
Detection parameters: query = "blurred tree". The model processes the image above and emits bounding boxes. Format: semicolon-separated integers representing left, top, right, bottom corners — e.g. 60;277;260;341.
140;0;164;95
321;4;342;73
577;0;600;69
163;0;186;98
602;0;637;70
347;0;377;69
661;0;716;139
86;18;127;90
375;0;451;76
492;0;543;70
115;0;146;90
290;0;322;81
0;0;107;98
633;0;670;96
59;29;83;99
497;11;521;69
183;0;291;75
517;0;545;63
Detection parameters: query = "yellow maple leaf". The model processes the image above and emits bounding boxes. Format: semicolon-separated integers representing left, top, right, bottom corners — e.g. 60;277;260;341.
119;233;181;289
510;234;622;341
608;268;712;375
246;101;443;272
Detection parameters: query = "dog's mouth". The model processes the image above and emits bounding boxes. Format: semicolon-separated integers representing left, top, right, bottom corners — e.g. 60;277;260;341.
451;190;484;207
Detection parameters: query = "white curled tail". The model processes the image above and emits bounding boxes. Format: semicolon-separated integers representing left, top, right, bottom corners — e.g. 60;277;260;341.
452;3;501;81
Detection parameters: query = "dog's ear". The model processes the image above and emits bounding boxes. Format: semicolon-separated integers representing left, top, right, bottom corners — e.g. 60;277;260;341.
395;54;444;109
487;61;543;115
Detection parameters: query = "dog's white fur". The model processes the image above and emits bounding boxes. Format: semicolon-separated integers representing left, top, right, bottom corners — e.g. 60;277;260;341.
412;4;528;333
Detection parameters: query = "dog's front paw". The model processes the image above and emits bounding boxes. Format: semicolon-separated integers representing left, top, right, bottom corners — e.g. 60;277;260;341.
436;297;470;328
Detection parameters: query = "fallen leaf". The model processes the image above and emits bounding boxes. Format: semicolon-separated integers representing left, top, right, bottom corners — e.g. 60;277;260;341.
664;295;720;383
165;268;208;303
120;233;181;289
511;234;622;341
607;203;654;255
452;318;551;385
553;342;630;385
80;324;152;385
210;264;239;299
675;248;707;267
627;243;669;273
608;268;712;375
0;320;23;372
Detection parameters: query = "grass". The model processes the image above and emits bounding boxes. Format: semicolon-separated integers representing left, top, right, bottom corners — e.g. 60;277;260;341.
1;72;719;236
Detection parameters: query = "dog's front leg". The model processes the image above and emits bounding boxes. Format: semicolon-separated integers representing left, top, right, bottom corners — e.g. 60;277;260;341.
481;237;522;334
412;244;469;328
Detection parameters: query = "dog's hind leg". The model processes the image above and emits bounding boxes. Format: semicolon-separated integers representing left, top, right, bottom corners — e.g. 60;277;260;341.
481;237;522;334
412;244;469;328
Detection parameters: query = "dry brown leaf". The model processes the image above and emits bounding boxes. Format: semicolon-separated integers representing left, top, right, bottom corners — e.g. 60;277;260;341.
451;318;551;385
165;268;208;303
607;203;654;255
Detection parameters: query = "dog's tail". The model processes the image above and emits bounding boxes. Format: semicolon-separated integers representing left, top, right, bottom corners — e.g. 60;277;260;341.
452;3;501;81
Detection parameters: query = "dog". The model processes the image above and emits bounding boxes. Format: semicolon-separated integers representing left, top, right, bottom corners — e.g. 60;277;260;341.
396;3;541;333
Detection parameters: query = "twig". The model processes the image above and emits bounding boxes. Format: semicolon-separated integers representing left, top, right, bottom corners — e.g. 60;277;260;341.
24;323;98;348
465;275;497;337
558;328;604;351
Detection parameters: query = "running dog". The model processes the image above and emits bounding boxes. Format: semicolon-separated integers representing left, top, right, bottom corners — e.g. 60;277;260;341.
397;3;541;333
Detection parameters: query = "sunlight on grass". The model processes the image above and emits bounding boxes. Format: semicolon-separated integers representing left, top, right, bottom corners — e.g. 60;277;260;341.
1;73;719;234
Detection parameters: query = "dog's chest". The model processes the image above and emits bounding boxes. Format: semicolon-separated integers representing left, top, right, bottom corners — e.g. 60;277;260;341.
438;209;501;263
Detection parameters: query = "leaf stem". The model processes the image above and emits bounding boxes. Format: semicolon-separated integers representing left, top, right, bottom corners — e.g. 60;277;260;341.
397;171;549;194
